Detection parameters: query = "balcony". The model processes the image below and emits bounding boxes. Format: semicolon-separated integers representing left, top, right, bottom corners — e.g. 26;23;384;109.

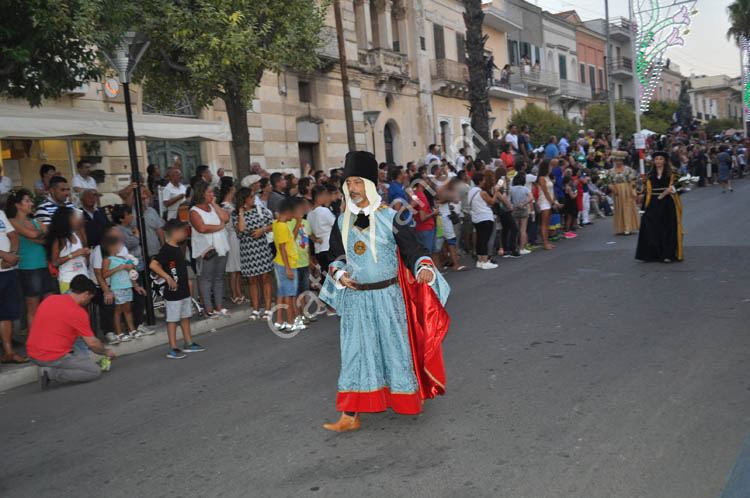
358;48;410;87
609;17;634;43
489;80;528;100
509;67;560;95
617;96;636;106
610;57;633;78
430;59;469;98
482;1;523;32
557;80;592;101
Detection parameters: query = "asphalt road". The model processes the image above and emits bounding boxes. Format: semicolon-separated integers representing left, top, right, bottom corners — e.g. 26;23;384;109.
2;180;749;498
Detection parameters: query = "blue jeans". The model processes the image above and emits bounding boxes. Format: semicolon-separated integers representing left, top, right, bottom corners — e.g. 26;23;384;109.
416;228;436;253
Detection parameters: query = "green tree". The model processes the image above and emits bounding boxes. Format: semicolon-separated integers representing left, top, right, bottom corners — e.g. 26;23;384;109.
134;0;329;176
706;118;739;137
0;0;103;106
642;100;678;134
509;104;574;146
584;102;636;138
677;80;693;125
726;0;750;44
463;0;491;145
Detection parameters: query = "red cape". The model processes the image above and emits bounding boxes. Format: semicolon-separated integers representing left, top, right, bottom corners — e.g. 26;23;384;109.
397;256;450;401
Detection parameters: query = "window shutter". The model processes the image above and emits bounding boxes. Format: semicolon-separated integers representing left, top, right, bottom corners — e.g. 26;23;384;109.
434;24;445;60
456;33;466;63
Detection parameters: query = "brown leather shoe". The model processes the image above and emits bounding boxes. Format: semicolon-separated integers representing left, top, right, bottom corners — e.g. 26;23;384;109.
322;412;360;432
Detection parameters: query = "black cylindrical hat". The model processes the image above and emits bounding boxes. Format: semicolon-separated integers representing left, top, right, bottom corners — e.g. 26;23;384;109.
342;151;378;185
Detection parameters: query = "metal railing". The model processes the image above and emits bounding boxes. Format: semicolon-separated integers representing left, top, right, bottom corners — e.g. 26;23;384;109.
509;67;560;90
610;16;634;33
610;57;633;72
558;80;592;100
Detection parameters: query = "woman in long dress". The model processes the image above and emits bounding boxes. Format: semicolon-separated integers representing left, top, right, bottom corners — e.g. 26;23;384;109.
610;151;640;235
636;151;684;263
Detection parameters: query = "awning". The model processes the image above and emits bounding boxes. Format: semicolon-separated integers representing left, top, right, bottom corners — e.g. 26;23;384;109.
0;104;231;141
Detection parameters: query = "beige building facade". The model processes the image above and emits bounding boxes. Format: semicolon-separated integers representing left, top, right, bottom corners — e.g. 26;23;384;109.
2;0;574;196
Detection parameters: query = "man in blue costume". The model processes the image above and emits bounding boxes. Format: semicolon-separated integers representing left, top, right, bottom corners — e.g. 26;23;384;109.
320;151;450;432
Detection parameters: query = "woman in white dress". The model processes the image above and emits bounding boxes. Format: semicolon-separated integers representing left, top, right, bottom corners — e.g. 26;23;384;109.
219;177;244;304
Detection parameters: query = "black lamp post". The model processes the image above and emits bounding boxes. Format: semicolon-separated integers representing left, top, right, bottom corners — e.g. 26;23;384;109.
103;32;156;325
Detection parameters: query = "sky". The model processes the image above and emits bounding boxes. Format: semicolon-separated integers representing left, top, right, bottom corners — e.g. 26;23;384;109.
528;0;742;78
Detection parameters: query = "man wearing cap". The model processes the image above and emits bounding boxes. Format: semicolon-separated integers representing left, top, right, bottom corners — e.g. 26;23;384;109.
320;151;451;432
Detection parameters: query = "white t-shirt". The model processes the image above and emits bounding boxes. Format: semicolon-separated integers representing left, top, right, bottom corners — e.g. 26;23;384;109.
163;182;187;220
72;174;97;191
89;244;128;283
455;155;466;171
58;234;87;283
505;133;519;155
0;211;16;272
425;153;440;165
308;206;336;254
468;186;494;223
0;176;12;194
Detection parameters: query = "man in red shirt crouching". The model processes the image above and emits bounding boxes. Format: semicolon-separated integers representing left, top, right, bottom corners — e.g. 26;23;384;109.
27;275;116;390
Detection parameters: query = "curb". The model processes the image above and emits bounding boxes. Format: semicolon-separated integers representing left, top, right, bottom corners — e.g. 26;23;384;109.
0;305;254;393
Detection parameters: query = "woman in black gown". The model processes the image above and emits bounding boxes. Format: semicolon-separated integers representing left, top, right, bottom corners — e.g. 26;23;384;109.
635;151;684;262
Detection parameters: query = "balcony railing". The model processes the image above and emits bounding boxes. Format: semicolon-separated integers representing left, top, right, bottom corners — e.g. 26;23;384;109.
609;17;634;41
610;57;633;76
509;67;560;94
359;48;409;78
558;80;592;101
430;59;469;83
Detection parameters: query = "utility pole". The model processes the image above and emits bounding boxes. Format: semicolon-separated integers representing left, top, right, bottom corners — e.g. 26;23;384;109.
605;0;617;149
333;0;356;151
628;0;645;175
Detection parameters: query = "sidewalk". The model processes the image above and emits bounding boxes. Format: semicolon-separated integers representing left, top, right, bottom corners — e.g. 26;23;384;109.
0;304;255;392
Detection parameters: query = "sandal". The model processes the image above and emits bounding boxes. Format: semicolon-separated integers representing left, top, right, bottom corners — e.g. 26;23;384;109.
1;352;29;364
263;310;273;322
453;265;469;272
248;310;261;321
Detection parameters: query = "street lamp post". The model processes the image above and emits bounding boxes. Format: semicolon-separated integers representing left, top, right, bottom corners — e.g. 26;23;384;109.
363;110;380;158
103;32;156;325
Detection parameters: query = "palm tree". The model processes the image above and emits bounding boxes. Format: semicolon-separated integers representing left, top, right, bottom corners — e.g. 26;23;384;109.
463;0;491;145
726;0;750;134
726;0;750;44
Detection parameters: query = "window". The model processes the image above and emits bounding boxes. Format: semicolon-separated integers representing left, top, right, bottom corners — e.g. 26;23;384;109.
420;36;426;51
558;55;567;79
508;40;519;65
433;24;445;60
535;46;541;65
580;63;586;83
598;68;604;91
456;33;466;63
617;84;623;99
520;41;531;60
298;80;311;103
589;66;596;92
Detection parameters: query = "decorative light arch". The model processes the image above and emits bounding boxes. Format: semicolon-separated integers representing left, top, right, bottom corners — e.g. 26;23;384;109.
633;0;698;112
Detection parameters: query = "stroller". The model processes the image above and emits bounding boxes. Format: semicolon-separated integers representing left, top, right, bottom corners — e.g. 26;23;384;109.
150;272;204;318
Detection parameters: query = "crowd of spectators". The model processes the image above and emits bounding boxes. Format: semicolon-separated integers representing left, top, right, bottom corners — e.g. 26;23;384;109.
0;125;747;387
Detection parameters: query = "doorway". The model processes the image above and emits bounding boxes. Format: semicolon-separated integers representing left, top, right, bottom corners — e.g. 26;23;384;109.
299;143;317;173
146;140;202;179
